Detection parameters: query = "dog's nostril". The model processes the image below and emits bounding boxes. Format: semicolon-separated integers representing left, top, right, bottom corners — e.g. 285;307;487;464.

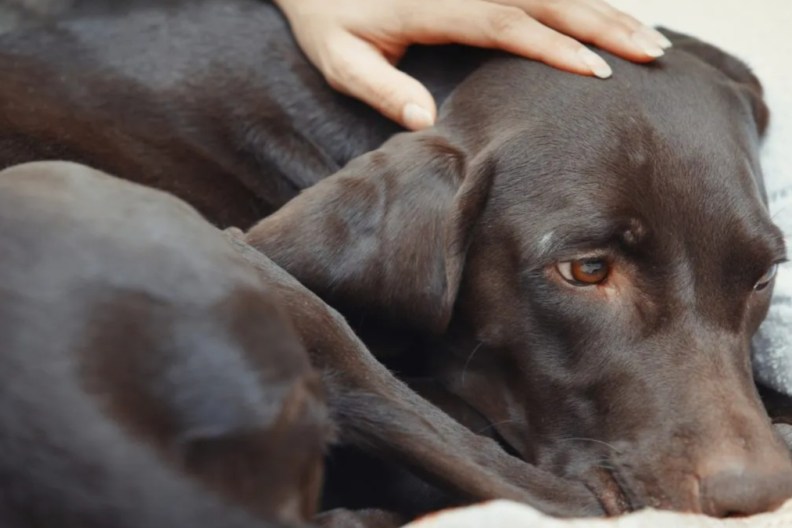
699;469;792;518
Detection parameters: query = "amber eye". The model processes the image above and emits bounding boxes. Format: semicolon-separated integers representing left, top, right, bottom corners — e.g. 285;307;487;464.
557;258;611;286
754;263;779;292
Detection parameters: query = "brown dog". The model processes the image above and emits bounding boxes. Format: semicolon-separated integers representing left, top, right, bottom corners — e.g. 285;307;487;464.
244;32;792;518
0;0;789;521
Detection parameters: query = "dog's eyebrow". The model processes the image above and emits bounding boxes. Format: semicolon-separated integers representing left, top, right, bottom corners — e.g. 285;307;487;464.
537;231;555;254
531;220;638;263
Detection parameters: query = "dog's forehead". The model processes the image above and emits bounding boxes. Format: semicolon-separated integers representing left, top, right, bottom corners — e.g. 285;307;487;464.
446;48;757;148
488;107;760;215
472;53;764;213
489;128;776;258
463;62;784;292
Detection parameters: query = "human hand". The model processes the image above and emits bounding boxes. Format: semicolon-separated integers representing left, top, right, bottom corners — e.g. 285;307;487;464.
274;0;671;130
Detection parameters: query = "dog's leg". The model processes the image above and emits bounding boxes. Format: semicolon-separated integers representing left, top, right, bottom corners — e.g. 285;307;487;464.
228;237;603;518
319;359;600;517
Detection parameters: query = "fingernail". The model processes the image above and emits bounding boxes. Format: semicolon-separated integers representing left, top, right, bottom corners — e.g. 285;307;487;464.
631;31;665;58
644;27;673;49
402;103;434;130
577;48;612;79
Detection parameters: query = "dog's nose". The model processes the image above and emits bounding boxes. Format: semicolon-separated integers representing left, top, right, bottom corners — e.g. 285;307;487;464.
699;464;792;517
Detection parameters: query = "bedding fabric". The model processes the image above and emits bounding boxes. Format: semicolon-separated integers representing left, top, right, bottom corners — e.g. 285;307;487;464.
405;499;792;528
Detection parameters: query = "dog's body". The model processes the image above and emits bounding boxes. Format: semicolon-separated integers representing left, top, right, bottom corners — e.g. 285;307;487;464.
0;0;791;524
0;0;472;227
0;160;330;528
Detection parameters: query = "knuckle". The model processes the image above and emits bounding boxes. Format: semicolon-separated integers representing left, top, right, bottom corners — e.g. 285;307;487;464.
613;12;641;30
322;54;359;91
370;83;404;113
487;6;528;39
531;0;565;14
324;73;346;93
530;0;578;27
537;38;576;62
326;64;400;116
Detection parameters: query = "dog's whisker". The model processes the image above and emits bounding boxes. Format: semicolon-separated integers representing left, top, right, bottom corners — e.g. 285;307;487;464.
555;436;620;452
476;419;521;434
460;341;483;387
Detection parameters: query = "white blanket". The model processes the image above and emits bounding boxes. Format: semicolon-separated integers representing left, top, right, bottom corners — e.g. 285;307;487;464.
406;499;792;528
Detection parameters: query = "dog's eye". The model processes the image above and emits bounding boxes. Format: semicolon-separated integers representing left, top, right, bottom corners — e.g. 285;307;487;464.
754;264;779;292
557;258;610;286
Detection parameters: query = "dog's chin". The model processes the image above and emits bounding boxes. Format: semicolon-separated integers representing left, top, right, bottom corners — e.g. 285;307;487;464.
581;467;633;516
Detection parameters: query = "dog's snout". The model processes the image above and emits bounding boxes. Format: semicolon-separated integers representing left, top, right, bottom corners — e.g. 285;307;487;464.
698;459;792;517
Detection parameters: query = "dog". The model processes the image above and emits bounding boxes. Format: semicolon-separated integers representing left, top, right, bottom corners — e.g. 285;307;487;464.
243;23;792;519
0;161;603;527
0;0;790;520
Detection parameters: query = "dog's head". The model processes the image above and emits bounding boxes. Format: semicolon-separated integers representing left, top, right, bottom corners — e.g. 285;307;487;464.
248;31;791;516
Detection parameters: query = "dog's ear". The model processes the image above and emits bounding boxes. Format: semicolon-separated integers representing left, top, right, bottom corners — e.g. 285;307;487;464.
246;131;494;334
658;27;769;136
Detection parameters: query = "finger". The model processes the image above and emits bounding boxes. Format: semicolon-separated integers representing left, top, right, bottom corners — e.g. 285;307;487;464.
490;0;664;62
396;1;613;79
585;0;673;49
583;0;673;53
319;31;437;130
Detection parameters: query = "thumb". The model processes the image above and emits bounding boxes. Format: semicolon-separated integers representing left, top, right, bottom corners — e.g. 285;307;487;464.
320;32;437;130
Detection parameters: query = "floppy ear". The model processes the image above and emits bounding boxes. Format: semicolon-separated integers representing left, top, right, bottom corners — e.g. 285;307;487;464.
658;27;769;136
246;131;494;334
